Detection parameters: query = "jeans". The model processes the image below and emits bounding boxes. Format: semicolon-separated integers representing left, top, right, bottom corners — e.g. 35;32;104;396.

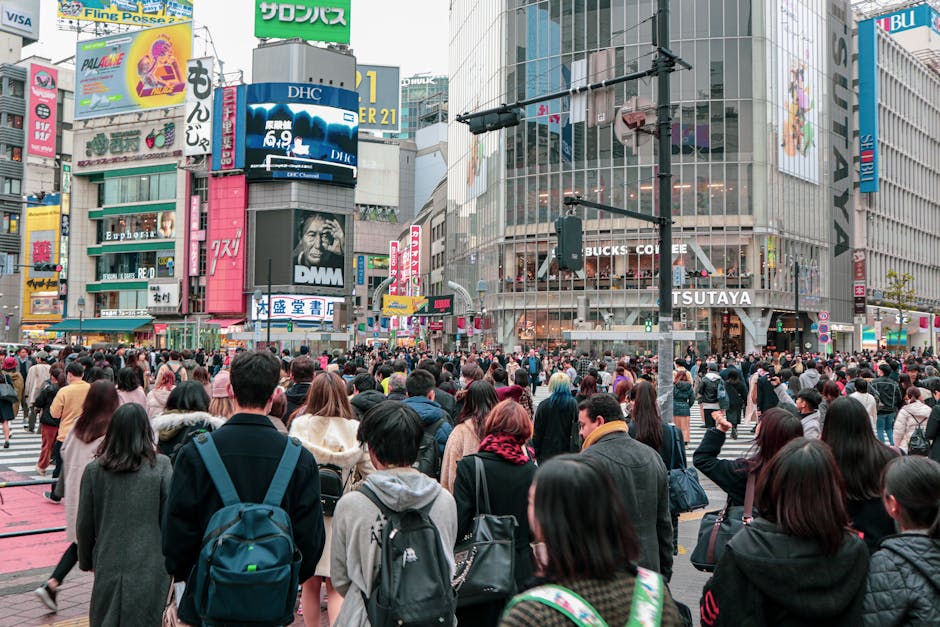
51;440;63;479
530;376;538;395
876;412;897;445
51;543;78;585
702;408;717;429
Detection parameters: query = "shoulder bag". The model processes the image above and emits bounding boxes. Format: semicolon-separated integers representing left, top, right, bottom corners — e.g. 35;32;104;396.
0;375;17;404
452;456;518;607
690;473;755;572
666;425;708;513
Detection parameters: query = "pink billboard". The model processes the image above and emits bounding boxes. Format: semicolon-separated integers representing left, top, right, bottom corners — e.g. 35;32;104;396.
389;240;399;296
27;65;58;158
206;175;247;314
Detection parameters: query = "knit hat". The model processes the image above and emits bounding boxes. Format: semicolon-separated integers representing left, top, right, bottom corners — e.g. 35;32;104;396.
2;356;16;370
211;370;232;398
34;351;48;362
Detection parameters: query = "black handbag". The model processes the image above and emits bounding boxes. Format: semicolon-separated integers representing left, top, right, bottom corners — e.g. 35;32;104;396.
452;456;518;607
0;375;17;404
690;473;755;572
666;425;708;513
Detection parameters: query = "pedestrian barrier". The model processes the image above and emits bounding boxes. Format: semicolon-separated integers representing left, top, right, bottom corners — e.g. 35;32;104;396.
0;478;65;539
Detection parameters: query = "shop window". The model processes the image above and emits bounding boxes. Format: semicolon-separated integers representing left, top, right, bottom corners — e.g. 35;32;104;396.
101;172;177;205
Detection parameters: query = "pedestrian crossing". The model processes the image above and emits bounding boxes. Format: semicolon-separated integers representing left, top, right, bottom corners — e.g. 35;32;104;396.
687;405;755;460
0;418;48;480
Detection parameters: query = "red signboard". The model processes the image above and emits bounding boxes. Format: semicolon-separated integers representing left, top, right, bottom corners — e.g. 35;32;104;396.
220;86;238;170
428;321;444;332
27;65;58;158
389;240;399;296
188;195;204;278
206;175;247;313
410;225;421;295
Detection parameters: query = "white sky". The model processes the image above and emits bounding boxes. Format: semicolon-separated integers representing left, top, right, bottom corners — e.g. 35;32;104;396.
23;0;450;80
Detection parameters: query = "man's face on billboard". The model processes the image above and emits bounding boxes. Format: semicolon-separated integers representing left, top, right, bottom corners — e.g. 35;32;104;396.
299;214;341;265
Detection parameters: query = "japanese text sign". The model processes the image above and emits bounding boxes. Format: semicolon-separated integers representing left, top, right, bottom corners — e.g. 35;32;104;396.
185;57;213;156
27;64;57;158
254;0;350;43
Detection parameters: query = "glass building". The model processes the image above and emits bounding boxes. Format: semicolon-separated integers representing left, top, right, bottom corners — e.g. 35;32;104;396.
399;74;449;139
448;0;856;353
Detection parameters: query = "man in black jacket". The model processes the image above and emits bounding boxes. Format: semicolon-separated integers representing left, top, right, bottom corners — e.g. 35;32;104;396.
870;363;903;445
577;393;673;581
349;372;386;420
284;356;315;419
163;350;324;626
418;358;456;422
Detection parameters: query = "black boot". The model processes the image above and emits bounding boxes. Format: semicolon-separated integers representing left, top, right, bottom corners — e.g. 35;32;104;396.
731;426;738;440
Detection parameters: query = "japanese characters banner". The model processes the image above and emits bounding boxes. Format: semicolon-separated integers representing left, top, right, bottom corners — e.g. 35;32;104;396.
254;0;351;43
214;85;241;171
22;195;62;322
206;175;247;313
27;64;57;158
185;57;214;156
410;225;421;296
389;240;399;296
252;294;345;323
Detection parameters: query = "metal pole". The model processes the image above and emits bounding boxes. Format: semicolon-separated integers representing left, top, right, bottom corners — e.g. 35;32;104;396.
655;0;675;425
795;260;802;353
266;258;273;348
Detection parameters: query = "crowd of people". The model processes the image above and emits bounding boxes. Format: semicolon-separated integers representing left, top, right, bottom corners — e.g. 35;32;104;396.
2;341;937;626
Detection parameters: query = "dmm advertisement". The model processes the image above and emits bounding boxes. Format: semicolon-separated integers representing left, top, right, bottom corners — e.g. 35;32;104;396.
26;64;57;158
776;0;822;184
22;195;62;322
58;1;192;27
75;21;192;120
243;83;358;185
293;210;345;288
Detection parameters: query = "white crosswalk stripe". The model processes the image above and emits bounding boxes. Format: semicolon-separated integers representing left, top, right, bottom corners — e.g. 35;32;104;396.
687;404;755;460
0;418;47;479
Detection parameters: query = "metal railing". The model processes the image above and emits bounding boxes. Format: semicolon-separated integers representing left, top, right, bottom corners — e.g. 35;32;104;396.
0;478;66;539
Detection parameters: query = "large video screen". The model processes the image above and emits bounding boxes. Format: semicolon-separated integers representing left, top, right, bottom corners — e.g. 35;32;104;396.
243;83;358;186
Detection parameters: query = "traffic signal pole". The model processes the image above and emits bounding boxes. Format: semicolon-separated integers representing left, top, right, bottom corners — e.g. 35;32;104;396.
457;0;687;424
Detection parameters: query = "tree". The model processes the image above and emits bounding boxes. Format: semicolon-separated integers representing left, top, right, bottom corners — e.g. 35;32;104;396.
884;269;915;347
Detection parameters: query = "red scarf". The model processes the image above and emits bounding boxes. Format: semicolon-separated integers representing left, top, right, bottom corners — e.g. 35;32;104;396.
478;432;533;465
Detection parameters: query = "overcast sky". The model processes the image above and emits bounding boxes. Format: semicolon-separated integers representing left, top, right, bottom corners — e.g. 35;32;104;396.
23;0;450;80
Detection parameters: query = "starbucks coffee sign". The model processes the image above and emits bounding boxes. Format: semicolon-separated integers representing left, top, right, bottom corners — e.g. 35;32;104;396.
673;290;753;307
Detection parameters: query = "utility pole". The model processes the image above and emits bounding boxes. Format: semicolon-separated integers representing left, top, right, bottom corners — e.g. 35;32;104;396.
266;258;273;348
794;260;802;354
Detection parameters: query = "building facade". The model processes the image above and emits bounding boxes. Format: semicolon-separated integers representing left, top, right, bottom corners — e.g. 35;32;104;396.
448;0;856;353
399;73;449;140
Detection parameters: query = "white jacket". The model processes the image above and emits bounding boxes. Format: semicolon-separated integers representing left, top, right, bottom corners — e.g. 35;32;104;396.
289;414;374;487
894;401;932;452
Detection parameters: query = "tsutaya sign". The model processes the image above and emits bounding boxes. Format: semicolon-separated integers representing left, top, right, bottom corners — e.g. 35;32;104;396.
584;243;689;256
673;290;753;307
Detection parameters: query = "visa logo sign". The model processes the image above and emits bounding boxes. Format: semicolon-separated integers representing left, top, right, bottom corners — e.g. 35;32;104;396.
0;4;36;34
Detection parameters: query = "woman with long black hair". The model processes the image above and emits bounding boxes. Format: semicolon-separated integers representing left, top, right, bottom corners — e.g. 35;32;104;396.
442;379;499;492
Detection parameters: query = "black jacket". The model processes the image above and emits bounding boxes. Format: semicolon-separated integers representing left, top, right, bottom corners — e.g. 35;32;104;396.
162;413;325;626
693;428;750;507
284;382;311;419
870;376;903;413
532;394;578;463
701;518;869;626
755;375;779;413
434;387;457;423
453;451;537;589
848;496;897;555
582;429;673;581
349;389;386;420
34;381;60;427
863;533;940;627
925;404;940;462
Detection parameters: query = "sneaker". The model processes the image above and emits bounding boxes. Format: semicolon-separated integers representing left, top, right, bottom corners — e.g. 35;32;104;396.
35;584;57;611
43;491;62;503
3;440;8;448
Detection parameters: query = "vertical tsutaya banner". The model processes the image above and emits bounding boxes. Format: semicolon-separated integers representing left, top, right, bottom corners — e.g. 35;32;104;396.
185;57;214;156
776;0;821;184
857;19;879;193
206;175;247;313
22;195;62;322
410;225;421;296
389;240;399;296
829;0;854;323
74;21;192;120
26;64;57;158
292;210;346;288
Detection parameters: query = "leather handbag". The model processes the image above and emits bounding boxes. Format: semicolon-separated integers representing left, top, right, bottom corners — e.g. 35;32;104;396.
690;473;755;572
452;456;518;607
666;425;708;513
0;375;17;404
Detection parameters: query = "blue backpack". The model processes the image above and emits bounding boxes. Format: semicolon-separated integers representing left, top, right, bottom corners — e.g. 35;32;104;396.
192;434;302;626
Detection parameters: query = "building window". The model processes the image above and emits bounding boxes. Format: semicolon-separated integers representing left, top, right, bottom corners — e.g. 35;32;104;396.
7;115;22;129
101;172;176;205
9;81;23;97
192;176;208;203
3;178;21;195
7;146;21;162
2;212;18;234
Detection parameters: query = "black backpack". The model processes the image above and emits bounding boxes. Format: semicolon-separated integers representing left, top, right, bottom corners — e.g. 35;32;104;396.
908;417;931;456
413;419;444;479
169;364;183;385
359;486;456;627
319;463;345;516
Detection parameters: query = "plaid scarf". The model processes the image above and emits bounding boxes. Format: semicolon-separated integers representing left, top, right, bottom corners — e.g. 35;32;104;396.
478;432;533;465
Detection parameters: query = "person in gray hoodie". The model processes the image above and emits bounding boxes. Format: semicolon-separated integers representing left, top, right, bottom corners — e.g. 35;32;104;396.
330;400;457;627
799;358;822;391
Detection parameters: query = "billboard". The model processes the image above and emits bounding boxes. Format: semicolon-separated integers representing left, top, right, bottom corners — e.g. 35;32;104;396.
22;195;62;322
409;225;421;295
875;3;940;35
254;0;350;43
26;64;58;158
252;294;345;323
389;240;399;295
243;83;358;185
74;21;192;120
184;57;213;156
382;295;427;317
1;0;39;43
423;294;454;316
293;210;346;288
57;1;192;26
356;65;400;133
206;175;247;314
776;0;822;184
858;19;879;193
212;84;245;170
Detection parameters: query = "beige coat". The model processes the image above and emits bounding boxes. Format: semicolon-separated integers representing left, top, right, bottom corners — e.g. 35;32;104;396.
894;400;932;452
62;431;105;543
440;420;481;493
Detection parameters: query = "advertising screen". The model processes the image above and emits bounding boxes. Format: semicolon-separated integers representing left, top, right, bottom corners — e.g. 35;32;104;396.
293;210;345;288
22;195;62;322
27;64;57;158
74;21;192;120
58;1;192;27
243;83;358;185
206;175;247;314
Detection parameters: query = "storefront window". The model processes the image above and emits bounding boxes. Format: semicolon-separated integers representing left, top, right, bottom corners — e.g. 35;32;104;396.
96;251;169;281
97;213;164;243
101;172;176;206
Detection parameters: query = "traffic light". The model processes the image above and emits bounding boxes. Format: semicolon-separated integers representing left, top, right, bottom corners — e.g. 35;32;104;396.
287;321;293;332
466;107;524;134
776;319;783;333
33;263;61;272
555;214;583;271
698;269;711;278
644;318;653;333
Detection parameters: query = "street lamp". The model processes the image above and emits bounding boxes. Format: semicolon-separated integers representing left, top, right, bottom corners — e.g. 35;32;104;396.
476;280;488;348
77;296;85;349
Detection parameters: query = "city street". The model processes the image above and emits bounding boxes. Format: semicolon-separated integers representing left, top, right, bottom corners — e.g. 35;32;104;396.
0;389;743;626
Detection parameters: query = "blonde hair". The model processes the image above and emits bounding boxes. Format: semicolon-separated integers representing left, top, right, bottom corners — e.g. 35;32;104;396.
548;372;571;394
209;396;235;420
